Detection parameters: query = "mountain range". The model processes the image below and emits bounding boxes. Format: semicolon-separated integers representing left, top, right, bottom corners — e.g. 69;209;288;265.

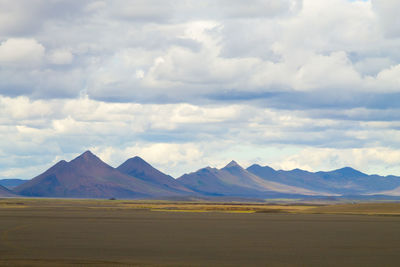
14;151;192;199
0;178;25;189
178;160;331;198
1;150;400;200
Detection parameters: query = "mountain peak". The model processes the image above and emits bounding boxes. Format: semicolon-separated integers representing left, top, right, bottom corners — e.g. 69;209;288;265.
81;150;95;157
248;163;261;168
120;156;152;169
131;156;147;163
224;160;241;169
118;156;163;178
117;156;193;193
334;166;367;177
247;164;276;174
71;150;104;165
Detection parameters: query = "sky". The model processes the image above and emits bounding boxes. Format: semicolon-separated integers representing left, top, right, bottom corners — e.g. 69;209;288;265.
1;0;400;179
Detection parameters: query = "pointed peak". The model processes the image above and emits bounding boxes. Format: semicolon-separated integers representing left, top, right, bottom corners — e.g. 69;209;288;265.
117;156;156;173
72;150;102;163
82;150;95;157
131;156;146;162
224;160;241;169
249;163;261;168
55;159;67;166
121;156;151;167
334;166;366;176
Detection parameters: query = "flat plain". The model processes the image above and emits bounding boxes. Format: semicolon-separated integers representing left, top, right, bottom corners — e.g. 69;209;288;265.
1;199;400;266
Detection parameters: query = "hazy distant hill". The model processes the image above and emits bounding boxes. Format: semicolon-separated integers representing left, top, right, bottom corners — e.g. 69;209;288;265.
14;151;187;199
117;156;194;195
178;160;329;198
247;164;400;195
0;184;17;197
0;179;26;189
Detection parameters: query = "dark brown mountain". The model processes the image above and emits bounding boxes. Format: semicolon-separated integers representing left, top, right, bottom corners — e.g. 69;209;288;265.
14;151;184;199
117;156;193;194
0;184;17;197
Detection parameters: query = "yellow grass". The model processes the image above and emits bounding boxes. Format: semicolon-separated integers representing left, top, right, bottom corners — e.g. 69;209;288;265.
150;208;257;213
306;203;400;216
1;198;400;215
0;198;315;213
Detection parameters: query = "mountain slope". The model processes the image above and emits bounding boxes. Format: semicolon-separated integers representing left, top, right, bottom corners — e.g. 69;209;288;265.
14;151;182;199
373;186;400;196
178;161;327;197
117;156;193;194
221;161;329;195
0;184;17;197
178;166;265;197
247;164;400;195
11;152;400;199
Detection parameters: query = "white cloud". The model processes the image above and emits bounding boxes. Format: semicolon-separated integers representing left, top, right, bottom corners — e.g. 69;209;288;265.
0;96;54;120
2;0;400;179
372;64;400;91
0;0;398;99
47;49;73;65
0;38;45;66
293;51;363;91
89;143;204;177
1;94;400;178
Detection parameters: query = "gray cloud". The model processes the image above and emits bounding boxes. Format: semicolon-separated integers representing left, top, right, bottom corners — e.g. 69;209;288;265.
0;0;89;36
1;0;399;105
2;0;400;178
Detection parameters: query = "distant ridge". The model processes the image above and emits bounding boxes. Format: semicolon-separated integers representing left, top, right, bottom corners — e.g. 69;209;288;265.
247;164;400;195
0;179;26;189
0;184;17;197
9;151;400;199
178;161;329;198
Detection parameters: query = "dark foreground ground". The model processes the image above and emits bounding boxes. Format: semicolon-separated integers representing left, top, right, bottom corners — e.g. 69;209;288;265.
1;201;400;266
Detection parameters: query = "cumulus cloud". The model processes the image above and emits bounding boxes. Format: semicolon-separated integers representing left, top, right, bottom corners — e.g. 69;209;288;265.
1;0;400;179
0;38;45;66
1;94;400;178
0;0;398;102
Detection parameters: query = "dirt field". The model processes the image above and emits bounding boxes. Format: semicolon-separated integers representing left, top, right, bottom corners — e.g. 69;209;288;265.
1;199;400;266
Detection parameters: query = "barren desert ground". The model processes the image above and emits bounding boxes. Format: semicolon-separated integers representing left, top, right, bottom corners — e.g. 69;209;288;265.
1;199;400;266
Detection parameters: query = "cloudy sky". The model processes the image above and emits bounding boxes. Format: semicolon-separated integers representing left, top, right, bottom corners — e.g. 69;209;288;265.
1;0;400;179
